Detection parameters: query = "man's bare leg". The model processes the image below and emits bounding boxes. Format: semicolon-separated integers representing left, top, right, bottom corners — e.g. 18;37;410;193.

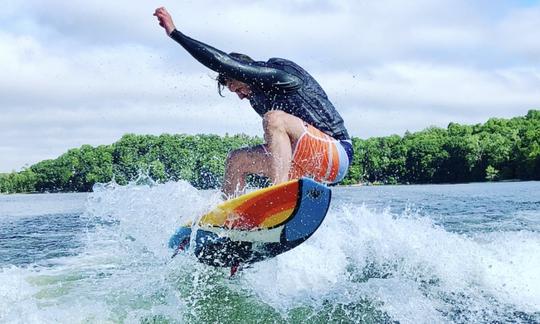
222;111;305;197
222;145;272;197
263;111;305;183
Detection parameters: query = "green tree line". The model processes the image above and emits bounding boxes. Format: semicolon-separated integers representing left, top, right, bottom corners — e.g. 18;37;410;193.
1;110;538;193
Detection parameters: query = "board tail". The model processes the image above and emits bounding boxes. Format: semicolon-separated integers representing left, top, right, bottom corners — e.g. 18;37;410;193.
169;227;192;258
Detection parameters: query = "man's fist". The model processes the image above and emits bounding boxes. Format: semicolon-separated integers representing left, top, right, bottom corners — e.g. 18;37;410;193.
153;7;176;35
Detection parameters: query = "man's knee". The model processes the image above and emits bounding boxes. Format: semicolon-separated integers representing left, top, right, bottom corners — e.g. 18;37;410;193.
226;146;260;165
226;148;244;166
263;110;288;132
263;111;304;142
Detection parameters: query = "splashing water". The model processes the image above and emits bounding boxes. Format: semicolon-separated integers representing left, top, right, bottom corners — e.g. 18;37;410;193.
1;181;539;323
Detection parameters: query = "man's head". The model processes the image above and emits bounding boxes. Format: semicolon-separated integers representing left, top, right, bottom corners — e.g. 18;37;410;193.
225;79;252;100
217;53;255;100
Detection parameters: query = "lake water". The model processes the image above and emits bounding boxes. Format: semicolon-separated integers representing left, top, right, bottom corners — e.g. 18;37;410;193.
1;181;539;323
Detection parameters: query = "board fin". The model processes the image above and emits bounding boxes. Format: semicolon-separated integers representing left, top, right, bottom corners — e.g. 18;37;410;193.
230;262;242;277
171;237;190;259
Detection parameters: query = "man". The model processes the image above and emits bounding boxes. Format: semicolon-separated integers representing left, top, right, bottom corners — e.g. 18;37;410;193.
154;7;353;197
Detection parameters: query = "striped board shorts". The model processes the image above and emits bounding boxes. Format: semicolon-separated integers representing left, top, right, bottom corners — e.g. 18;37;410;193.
288;122;353;184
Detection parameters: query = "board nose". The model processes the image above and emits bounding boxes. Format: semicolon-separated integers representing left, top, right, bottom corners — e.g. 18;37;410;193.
283;178;332;242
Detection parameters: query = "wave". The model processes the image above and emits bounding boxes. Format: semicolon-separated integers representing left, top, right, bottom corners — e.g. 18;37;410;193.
1;181;539;323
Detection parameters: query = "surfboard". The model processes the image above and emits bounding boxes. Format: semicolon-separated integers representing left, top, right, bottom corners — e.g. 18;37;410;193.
168;177;331;273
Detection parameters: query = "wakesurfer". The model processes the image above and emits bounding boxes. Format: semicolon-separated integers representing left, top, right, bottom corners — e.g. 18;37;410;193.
153;7;353;197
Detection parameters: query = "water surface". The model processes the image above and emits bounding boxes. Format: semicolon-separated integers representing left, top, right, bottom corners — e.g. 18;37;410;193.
1;181;539;323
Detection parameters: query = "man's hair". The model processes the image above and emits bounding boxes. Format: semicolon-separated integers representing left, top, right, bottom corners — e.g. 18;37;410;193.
217;52;255;97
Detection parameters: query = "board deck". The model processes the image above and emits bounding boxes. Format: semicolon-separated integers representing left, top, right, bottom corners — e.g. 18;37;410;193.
168;177;331;268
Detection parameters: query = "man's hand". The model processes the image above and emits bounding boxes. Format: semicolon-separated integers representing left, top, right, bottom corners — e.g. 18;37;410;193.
153;7;176;36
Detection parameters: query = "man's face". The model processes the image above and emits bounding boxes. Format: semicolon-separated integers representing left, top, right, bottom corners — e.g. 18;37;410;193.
226;79;252;100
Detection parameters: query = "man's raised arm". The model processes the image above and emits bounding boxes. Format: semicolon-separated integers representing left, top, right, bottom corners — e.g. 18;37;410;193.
153;7;301;92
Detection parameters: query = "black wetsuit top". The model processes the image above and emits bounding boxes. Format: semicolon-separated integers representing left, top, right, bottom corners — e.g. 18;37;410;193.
170;30;351;144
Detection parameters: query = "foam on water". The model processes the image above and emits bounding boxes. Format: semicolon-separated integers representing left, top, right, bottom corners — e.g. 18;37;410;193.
1;181;539;323
243;204;540;322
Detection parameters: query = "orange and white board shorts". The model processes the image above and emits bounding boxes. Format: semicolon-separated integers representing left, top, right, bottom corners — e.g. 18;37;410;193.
287;122;351;184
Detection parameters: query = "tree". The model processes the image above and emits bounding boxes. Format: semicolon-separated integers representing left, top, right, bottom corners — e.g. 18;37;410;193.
403;127;449;183
442;123;481;182
2;110;538;193
485;165;499;181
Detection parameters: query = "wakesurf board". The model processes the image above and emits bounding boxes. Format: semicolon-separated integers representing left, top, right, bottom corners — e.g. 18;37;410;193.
168;177;331;274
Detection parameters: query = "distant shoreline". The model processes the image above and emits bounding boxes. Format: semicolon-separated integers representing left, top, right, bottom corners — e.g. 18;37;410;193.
3;179;539;196
1;110;539;194
338;178;530;187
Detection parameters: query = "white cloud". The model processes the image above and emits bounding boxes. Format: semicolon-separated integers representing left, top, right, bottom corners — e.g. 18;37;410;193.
498;6;540;60
321;63;539;137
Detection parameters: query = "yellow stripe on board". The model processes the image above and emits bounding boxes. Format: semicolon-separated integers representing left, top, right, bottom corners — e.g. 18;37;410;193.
199;207;231;227
259;207;295;228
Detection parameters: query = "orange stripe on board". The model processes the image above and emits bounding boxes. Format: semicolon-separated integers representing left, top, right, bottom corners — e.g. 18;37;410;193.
225;180;299;230
200;180;297;227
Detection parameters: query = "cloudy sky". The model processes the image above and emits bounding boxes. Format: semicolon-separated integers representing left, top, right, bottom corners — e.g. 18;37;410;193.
1;0;539;172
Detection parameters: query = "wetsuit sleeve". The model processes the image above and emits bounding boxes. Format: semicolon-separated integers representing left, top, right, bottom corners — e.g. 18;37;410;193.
169;29;302;92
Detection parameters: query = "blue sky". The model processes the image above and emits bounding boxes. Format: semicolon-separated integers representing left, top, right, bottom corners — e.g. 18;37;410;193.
1;0;539;172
